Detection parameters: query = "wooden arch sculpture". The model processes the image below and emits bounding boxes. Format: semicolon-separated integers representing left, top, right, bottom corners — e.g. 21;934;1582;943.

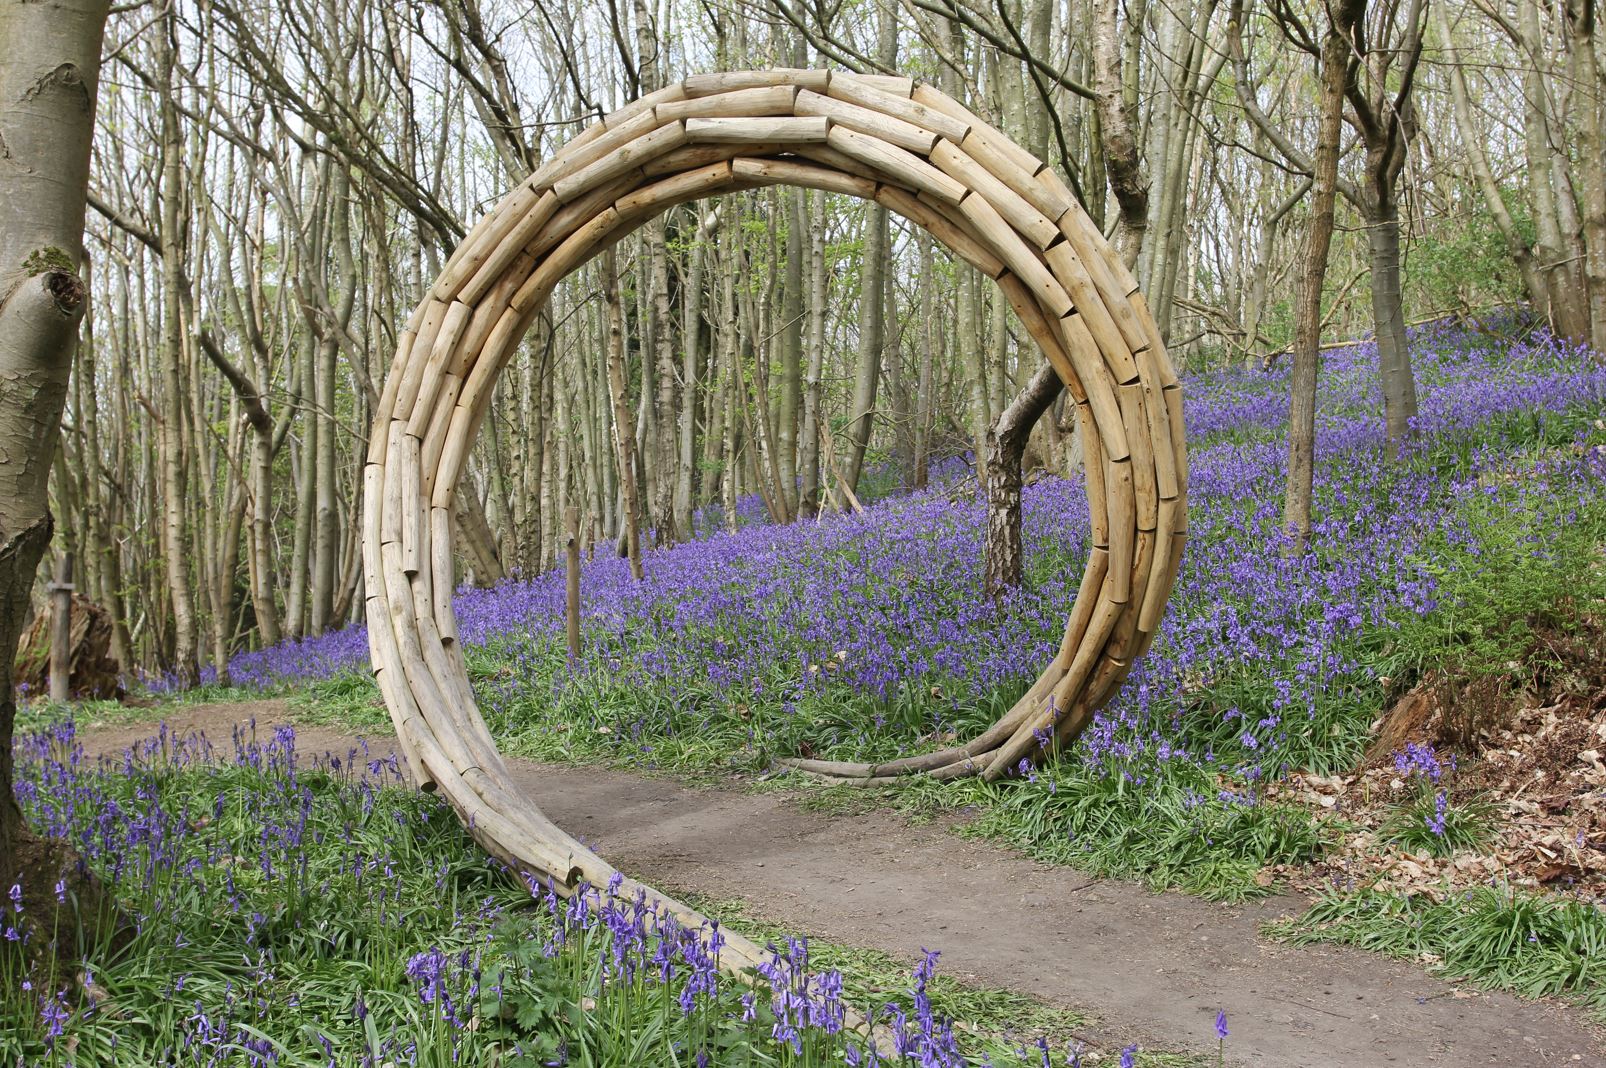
364;68;1187;970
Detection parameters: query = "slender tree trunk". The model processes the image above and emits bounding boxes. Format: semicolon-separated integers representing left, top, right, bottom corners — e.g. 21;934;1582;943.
1437;4;1549;316
1364;198;1418;452
1094;0;1150;268
603;250;644;579
984;364;1062;598
1519;0;1591;340
1284;0;1358;548
843;202;888;493
158;22;198;685
797;190;827;517
285;332;315;637
842;5;896;493
779;189;805;512
1566;0;1606;351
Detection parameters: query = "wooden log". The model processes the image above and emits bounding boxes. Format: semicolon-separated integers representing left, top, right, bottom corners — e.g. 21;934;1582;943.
458;191;560;306
996;270;1079;390
399;433;424;576
419;372;462;502
1107;530;1156;661
837;72;915;97
794;88;938;154
432;184;540;303
431;506;458;643
553;121;689;203
685;115;829;144
827;77;969;143
1104;455;1136;604
682;69;830;96
1133;343;1180;502
655;84;799;123
1077;401;1110;547
365;334;408;467
1118;382;1159;531
910;84;1046;182
824;126;966;204
642;142;789;178
1059;319;1130;464
532;108;659;192
958;128;1069;223
392;300;449;424
1043;242;1140;385
405;301;473;439
929;139;1059;249
790;142;886;184
615;162;740;228
873;185;1005;278
1138;496;1181;633
731;157;877;199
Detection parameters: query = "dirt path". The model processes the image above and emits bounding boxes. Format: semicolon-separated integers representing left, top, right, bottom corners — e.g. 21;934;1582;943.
74;700;1605;1068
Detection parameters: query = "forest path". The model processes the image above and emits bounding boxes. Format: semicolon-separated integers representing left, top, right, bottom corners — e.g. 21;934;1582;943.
74;699;1604;1068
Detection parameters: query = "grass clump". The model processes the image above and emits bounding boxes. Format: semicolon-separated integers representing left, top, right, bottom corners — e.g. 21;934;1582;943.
1379;791;1494;858
1270;886;1606;1017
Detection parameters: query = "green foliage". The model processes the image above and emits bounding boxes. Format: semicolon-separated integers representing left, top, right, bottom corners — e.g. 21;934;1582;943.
5;739;1127;1066
1403;202;1530;316
1270;886;1606;1017
1379;791;1493;858
953;762;1327;902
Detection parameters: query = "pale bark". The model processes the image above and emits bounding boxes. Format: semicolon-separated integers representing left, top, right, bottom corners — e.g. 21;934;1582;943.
603;250;644;579
0;0;113;935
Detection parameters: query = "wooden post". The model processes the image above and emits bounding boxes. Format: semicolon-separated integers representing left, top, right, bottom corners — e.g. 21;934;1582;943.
565;504;581;660
49;552;73;703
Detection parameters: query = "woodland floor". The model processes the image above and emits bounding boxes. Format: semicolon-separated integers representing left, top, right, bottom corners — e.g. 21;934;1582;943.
72;698;1606;1068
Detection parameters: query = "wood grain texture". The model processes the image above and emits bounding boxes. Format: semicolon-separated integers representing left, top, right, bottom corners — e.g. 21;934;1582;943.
364;69;1188;973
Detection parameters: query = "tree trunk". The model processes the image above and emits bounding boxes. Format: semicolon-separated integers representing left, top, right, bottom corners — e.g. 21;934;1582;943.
843;203;888;494
1437;3;1550;317
157;20;198;686
797;190;827;517
983;364;1062;598
1364;199;1418;453
1520;0;1592;341
0;0;119;950
1566;0;1606;352
603;250;644;579
1093;0;1150;268
1283;0;1358;548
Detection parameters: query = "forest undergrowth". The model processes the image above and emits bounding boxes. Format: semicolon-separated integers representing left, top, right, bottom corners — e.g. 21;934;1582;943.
39;315;1606;1029
2;720;1203;1066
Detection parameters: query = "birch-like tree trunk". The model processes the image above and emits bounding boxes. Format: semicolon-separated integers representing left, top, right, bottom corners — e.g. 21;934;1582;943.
0;0;115;946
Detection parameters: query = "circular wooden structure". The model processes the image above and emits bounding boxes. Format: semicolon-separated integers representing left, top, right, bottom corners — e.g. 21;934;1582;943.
364;69;1186;969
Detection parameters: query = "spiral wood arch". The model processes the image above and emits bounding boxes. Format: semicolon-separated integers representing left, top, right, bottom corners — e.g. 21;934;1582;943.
363;69;1187;968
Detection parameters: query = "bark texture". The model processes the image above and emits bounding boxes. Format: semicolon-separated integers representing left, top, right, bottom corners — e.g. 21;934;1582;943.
0;0;117;953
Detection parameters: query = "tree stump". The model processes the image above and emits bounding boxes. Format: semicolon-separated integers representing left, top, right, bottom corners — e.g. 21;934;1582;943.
13;593;124;701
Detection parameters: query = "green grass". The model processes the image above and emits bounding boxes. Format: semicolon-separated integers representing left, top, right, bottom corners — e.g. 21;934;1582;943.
1379;791;1495;858
9;729;1181;1067
1268;886;1606;1018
